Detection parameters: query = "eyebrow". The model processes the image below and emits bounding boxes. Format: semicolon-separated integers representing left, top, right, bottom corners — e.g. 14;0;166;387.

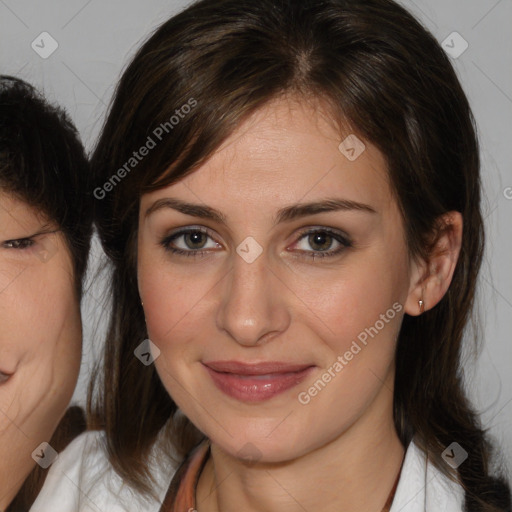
145;197;377;225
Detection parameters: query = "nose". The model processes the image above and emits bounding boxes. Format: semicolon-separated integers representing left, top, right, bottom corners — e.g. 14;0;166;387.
215;247;290;347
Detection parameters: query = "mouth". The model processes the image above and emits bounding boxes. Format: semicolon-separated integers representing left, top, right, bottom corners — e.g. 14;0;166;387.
202;361;315;402
0;370;13;385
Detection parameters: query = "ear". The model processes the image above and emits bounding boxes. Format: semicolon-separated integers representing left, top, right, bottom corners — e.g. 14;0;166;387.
404;211;463;316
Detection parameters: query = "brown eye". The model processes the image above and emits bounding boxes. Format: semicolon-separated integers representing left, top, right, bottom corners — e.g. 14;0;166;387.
307;232;335;251
183;231;208;250
3;238;35;249
291;227;352;261
160;226;222;258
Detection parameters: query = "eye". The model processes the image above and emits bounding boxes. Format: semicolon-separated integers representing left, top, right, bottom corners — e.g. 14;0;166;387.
2;238;35;249
1;230;59;258
291;227;352;260
160;227;222;258
159;226;352;261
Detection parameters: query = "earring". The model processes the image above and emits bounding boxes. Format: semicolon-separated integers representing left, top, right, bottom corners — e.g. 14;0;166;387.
418;299;424;314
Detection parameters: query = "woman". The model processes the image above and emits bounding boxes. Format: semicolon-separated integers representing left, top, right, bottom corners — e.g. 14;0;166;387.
31;0;511;511
0;76;92;510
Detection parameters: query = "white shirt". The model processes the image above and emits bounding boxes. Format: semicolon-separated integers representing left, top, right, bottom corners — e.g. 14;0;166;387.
30;430;465;511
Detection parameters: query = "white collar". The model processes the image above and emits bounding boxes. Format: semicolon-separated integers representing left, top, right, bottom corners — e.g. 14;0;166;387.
390;438;465;512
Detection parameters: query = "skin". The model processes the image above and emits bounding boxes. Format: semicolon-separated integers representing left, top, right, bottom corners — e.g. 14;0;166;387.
0;193;82;508
137;96;463;512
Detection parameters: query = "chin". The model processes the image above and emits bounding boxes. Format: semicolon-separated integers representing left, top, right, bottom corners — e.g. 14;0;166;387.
205;418;312;464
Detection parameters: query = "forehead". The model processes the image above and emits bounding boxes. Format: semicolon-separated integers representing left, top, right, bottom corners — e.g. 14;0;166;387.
141;97;393;215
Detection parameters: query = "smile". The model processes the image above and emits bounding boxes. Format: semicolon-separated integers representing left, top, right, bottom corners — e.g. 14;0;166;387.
202;361;315;402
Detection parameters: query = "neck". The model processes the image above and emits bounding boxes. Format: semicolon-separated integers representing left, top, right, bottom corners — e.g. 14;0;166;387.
196;370;405;512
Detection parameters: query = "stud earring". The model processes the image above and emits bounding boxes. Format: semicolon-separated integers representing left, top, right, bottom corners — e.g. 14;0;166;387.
418;299;424;314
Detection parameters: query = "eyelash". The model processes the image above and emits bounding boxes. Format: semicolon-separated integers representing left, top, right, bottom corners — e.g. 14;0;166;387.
2;229;58;251
2;238;36;250
159;226;352;261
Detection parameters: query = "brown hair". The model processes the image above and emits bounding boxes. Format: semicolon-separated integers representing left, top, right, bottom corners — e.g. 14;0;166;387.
89;1;511;510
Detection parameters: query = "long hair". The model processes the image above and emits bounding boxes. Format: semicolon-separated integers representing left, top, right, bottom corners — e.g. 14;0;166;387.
89;1;511;510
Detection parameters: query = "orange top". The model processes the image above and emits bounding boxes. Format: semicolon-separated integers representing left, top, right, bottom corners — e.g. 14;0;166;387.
159;440;210;512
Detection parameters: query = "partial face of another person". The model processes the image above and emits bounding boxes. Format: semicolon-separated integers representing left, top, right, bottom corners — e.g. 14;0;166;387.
137;97;420;463
0;192;81;502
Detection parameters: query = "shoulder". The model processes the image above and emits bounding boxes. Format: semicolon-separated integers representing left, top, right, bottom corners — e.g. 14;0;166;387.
30;429;180;512
390;438;465;512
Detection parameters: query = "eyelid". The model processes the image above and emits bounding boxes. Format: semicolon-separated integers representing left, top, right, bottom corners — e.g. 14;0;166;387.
159;225;223;256
162;225;350;244
1;229;60;249
288;226;352;256
294;225;352;243
163;225;221;244
2;237;35;249
160;224;352;260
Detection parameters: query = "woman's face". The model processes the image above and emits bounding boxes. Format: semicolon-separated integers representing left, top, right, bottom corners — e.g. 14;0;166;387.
138;97;418;462
0;193;81;493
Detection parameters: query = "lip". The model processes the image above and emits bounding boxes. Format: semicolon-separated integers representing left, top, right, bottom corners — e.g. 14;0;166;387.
202;361;315;402
0;371;13;385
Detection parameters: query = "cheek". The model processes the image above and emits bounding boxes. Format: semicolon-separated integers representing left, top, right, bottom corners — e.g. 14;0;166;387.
0;272;47;358
138;248;215;347
141;275;213;365
0;260;80;357
0;258;81;424
291;253;405;351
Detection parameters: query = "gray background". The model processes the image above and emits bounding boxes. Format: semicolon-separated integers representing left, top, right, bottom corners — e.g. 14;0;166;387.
1;0;511;476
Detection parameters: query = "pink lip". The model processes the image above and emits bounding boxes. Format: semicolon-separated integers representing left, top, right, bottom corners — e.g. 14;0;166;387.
0;371;13;384
202;361;315;402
